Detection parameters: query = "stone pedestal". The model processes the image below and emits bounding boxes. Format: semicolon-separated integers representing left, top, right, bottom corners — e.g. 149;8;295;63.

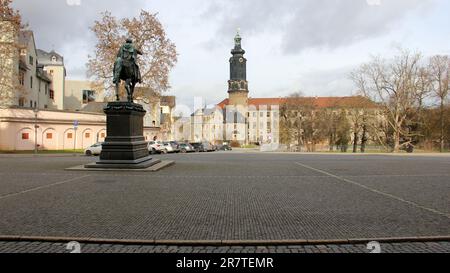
85;101;158;169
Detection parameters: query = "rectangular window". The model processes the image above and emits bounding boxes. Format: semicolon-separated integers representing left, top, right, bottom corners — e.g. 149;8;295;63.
29;55;33;65
22;133;29;140
30;76;33;88
49;70;54;75
101;133;106;138
85;133;90;138
253;112;256;118
18;98;24;107
82;90;95;104
67;133;73;139
49;90;54;100
19;71;25;85
46;133;52;139
260;112;264;118
267;112;271;118
30;100;33;108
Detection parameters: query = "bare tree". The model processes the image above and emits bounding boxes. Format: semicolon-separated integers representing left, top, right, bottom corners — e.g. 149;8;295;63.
347;97;383;153
301;99;320;152
351;50;423;152
280;92;324;151
335;110;351;152
429;55;449;152
412;67;433;147
0;0;26;107
346;108;365;153
316;108;338;151
87;10;178;100
280;92;305;151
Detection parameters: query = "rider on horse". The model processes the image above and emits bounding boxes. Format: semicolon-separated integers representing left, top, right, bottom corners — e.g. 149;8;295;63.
113;38;142;101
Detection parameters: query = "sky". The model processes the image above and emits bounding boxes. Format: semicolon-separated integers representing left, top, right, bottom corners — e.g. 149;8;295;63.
11;0;450;110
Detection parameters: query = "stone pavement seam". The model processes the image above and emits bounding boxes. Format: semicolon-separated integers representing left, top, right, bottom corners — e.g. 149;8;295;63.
0;175;90;201
0;235;449;246
295;162;450;220
3;173;450;178
0;240;449;253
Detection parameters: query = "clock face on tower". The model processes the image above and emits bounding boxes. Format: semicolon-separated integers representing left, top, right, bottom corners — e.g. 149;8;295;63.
239;58;244;63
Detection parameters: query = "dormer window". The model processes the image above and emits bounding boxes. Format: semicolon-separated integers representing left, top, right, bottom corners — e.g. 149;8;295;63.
51;56;57;63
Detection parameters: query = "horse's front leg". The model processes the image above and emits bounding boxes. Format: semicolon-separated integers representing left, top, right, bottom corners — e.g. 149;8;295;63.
125;79;132;102
130;82;136;103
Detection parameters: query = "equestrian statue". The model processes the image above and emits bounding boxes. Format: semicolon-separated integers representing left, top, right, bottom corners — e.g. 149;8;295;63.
113;38;142;102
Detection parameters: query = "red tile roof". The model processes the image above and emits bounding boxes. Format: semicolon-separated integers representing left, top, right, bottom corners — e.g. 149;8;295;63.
217;96;377;109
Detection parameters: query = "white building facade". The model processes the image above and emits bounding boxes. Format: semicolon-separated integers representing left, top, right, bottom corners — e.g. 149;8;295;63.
0;26;176;150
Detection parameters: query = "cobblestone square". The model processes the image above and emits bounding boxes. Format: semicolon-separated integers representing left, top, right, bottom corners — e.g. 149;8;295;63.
0;152;449;252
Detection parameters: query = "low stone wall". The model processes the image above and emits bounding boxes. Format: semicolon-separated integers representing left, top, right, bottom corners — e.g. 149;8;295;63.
0;108;106;151
0;108;165;151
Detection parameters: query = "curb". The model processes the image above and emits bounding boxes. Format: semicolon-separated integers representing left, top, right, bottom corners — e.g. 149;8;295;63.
0;235;449;246
0;154;84;158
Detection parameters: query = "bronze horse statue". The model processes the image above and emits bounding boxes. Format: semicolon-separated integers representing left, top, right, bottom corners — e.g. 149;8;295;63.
113;38;142;102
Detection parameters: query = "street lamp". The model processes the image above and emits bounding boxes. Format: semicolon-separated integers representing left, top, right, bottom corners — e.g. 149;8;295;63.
33;108;38;154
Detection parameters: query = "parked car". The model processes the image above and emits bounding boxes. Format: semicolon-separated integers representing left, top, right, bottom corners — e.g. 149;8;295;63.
217;144;232;151
169;141;181;153
84;142;103;156
201;142;215;152
190;142;206;152
162;141;179;153
179;143;194;153
148;141;165;154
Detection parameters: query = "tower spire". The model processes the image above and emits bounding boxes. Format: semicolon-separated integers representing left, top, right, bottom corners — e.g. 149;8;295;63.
234;28;242;49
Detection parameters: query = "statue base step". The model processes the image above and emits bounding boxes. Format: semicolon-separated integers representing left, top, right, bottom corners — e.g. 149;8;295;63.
85;156;160;169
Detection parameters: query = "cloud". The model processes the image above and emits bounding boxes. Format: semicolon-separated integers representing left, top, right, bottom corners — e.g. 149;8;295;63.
296;66;357;96
204;0;434;54
9;0;444;103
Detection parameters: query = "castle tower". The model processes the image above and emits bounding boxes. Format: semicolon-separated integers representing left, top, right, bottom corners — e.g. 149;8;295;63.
228;30;249;106
226;30;249;144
